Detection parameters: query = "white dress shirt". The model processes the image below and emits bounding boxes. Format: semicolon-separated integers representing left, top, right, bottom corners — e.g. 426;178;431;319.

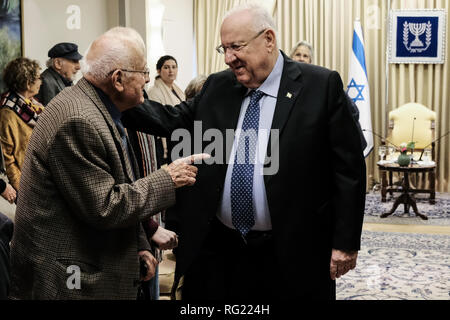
217;52;284;231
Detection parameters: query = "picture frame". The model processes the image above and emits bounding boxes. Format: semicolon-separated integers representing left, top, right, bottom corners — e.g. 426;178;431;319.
0;0;23;93
389;9;447;64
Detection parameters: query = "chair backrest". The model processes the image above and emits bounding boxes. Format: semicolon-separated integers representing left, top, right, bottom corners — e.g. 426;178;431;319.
388;102;436;150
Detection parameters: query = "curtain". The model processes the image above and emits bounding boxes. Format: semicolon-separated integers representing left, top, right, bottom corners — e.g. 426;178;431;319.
275;0;449;193
194;0;449;193
194;0;249;76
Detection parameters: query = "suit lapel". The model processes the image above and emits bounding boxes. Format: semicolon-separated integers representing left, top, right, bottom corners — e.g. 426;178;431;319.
270;53;303;135
77;78;136;183
264;53;303;185
218;77;247;180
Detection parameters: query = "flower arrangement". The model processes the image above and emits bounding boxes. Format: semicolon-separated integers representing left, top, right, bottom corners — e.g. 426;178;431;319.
397;141;415;166
399;141;415;154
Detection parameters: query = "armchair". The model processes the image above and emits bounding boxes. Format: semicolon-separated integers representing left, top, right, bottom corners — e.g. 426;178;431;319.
380;102;436;204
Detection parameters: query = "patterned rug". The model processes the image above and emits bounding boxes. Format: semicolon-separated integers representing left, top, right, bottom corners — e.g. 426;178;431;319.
363;192;450;226
336;230;450;300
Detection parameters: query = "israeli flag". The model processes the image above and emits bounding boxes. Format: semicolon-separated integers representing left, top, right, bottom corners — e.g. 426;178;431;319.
347;20;373;158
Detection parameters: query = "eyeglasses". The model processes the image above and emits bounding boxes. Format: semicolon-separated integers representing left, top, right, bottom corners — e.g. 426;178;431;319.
216;29;267;55
120;68;150;78
109;68;150;78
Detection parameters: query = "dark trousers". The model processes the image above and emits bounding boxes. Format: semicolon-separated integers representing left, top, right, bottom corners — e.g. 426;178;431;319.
182;218;276;301
0;213;13;300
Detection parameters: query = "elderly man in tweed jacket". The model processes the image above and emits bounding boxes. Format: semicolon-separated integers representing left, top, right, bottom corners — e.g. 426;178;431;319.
9;27;201;300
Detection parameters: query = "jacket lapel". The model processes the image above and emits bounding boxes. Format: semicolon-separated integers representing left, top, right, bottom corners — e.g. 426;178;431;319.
49;68;68;92
264;53;303;185
270;52;303;135
77;78;136;183
218;76;247;180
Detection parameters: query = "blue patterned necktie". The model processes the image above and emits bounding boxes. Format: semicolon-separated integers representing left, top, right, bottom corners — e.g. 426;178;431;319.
231;90;265;236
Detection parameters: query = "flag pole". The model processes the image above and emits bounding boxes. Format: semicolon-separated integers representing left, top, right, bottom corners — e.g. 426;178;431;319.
385;0;392;136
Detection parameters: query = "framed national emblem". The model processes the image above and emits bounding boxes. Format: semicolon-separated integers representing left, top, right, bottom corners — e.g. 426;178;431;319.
389;9;446;64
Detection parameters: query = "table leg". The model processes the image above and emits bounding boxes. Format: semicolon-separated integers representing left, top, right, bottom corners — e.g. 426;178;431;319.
403;172;410;214
381;170;387;202
407;193;428;220
381;193;406;218
388;171;393;197
429;171;436;205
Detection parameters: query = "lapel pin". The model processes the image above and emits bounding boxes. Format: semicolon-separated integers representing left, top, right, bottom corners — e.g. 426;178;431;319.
286;92;292;99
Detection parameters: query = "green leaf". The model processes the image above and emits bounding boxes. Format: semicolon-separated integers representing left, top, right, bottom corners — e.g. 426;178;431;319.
407;141;416;149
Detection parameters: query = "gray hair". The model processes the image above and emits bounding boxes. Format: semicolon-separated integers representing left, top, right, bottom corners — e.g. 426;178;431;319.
80;27;146;82
290;41;314;63
46;58;54;68
222;3;278;37
185;74;207;100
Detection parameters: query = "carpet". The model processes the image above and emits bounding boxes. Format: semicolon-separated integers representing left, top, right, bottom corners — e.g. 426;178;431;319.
363;192;450;226
336;230;450;300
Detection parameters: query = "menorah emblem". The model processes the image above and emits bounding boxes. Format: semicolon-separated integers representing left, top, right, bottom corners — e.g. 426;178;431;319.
409;23;427;47
403;21;432;53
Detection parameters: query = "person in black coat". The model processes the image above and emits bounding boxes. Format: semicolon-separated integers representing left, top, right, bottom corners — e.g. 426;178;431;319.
123;3;366;300
35;43;82;106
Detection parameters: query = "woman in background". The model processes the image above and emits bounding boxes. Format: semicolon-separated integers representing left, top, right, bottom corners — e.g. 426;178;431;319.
147;55;185;166
184;74;207;101
290;40;314;64
129;55;185;300
0;57;44;192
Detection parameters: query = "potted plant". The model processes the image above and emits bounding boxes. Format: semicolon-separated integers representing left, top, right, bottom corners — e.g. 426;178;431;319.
397;141;415;166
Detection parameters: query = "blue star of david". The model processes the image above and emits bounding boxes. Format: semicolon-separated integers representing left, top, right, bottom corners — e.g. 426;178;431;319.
347;79;365;103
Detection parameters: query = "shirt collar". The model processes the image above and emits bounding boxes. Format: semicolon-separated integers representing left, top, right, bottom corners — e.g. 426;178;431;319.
246;51;284;98
92;85;122;123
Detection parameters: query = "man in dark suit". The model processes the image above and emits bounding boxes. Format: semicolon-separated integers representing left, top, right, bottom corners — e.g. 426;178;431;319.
123;3;366;300
35;42;82;106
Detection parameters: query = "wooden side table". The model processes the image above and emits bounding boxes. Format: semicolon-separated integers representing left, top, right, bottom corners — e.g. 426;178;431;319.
377;162;436;220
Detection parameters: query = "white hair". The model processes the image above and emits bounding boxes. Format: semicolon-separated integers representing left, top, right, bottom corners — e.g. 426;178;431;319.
222;2;277;37
80;27;146;82
185;74;207;100
290;40;314;63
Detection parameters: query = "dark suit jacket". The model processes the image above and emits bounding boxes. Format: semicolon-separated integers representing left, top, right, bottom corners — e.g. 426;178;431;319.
347;95;368;151
35;67;69;106
122;52;366;299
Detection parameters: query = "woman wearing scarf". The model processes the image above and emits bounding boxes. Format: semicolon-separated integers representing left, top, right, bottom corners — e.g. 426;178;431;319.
147;55;185;166
0;57;44;192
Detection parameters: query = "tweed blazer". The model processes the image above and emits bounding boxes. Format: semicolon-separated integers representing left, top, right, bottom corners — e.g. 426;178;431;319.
9;78;176;300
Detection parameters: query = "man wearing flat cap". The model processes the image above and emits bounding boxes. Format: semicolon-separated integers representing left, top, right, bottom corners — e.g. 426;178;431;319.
36;42;82;106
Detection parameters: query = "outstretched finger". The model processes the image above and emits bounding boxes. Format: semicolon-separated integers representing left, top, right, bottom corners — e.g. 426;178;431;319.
177;153;211;164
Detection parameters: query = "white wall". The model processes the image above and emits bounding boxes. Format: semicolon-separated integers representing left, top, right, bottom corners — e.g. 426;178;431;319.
147;0;194;90
23;0;116;81
22;0;195;90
